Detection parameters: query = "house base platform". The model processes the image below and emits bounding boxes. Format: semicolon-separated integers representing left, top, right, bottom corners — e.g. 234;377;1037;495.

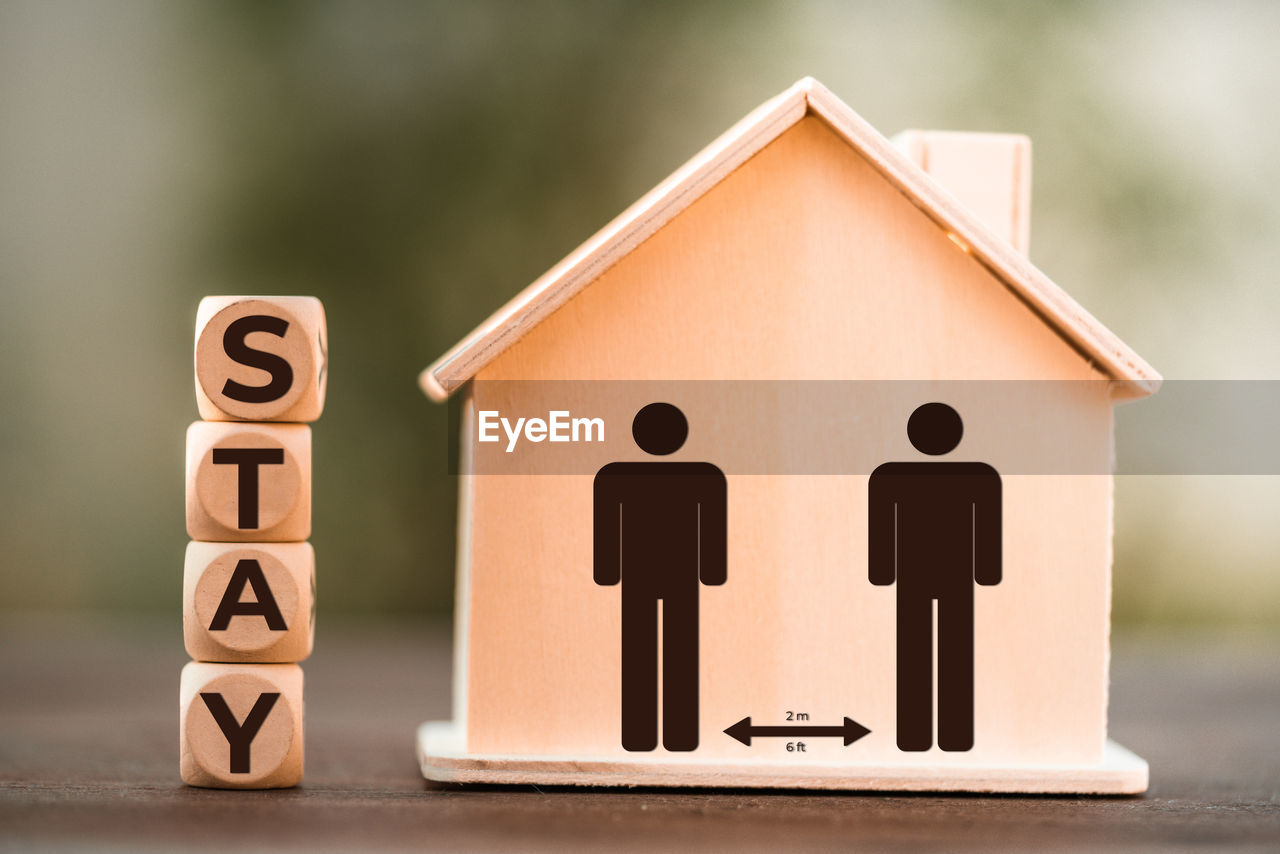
416;721;1148;794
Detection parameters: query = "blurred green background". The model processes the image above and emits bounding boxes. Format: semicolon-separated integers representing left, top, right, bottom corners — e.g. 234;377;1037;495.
2;0;1278;627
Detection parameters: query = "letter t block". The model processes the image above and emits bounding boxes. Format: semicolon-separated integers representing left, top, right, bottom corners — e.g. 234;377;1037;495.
186;421;311;542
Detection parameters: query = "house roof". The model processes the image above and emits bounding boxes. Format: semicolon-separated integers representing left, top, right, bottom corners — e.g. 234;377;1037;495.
420;77;1160;402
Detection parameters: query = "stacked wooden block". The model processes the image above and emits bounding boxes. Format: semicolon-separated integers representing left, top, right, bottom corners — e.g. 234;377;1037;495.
181;296;327;789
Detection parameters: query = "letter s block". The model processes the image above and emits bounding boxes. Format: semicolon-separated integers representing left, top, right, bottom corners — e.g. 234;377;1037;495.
180;662;303;788
184;542;315;663
186;421;311;542
194;296;327;423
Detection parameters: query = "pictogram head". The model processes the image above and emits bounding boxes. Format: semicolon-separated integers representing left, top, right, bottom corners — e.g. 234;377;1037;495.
907;402;963;455
632;402;688;455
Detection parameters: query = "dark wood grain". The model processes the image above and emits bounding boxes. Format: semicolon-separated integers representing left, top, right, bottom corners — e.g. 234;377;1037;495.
1;615;1277;852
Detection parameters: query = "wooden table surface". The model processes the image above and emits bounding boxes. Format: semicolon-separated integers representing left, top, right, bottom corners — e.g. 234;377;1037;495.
2;615;1277;852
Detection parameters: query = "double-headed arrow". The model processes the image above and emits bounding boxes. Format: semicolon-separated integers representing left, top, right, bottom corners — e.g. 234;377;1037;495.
724;716;871;747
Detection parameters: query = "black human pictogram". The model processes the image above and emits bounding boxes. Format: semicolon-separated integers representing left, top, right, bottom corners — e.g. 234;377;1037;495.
868;402;1002;752
594;403;726;752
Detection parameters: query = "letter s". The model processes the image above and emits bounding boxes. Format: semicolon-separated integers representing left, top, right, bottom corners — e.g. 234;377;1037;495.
221;315;294;404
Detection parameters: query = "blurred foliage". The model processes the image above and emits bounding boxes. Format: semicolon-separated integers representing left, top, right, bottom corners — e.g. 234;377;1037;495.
2;0;1279;625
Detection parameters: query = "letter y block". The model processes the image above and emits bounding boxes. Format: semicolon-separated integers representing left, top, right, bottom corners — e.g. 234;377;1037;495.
180;662;304;788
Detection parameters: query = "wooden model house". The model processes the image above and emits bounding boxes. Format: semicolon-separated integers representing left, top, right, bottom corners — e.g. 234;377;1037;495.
416;78;1159;793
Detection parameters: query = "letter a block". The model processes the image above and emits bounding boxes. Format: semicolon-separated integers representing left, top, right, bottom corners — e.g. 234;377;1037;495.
195;296;327;423
186;421;311;542
180;662;303;789
184;542;315;663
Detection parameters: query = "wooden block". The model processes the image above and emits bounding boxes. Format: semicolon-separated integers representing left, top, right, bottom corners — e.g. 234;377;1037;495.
185;421;310;542
184;541;315;663
195;296;327;423
180;661;304;789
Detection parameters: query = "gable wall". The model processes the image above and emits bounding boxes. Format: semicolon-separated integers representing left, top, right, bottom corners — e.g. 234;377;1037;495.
480;116;1099;384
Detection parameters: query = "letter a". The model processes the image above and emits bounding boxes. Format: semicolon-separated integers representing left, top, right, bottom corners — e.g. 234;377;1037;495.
208;559;288;631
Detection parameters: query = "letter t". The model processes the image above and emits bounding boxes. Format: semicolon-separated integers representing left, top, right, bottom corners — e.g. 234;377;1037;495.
211;448;285;529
